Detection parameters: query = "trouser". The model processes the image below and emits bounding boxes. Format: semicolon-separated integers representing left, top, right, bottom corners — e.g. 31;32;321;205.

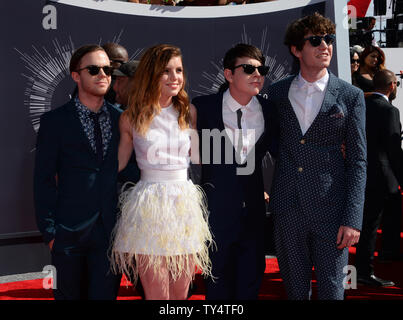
205;209;266;300
51;218;121;300
273;211;349;300
356;188;402;275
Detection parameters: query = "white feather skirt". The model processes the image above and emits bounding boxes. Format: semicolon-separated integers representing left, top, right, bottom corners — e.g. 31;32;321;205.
110;171;214;284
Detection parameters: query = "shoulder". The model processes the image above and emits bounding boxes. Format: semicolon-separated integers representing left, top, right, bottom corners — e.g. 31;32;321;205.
330;74;364;103
336;78;360;93
256;94;271;112
381;100;400;117
38;100;75;135
40;100;74;123
106;101;122;119
191;93;222;109
266;75;296;99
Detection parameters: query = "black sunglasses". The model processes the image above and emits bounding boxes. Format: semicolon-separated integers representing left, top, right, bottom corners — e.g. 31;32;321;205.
351;58;360;64
232;64;269;76
77;65;113;76
303;34;336;47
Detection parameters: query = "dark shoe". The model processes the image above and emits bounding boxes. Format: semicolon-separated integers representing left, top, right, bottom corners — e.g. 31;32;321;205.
357;274;395;287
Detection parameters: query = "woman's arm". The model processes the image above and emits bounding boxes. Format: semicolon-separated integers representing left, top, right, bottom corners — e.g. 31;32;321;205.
118;112;134;172
189;103;200;164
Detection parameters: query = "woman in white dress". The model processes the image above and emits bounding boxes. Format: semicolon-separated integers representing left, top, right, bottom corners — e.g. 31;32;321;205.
110;44;213;300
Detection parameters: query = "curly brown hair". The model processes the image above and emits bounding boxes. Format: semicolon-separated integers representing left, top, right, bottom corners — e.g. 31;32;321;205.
284;12;336;52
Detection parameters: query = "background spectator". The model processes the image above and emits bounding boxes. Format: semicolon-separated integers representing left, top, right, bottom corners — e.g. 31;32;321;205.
352;45;385;93
350;47;360;76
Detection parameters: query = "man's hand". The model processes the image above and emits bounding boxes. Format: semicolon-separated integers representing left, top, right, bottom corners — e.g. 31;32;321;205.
336;226;360;250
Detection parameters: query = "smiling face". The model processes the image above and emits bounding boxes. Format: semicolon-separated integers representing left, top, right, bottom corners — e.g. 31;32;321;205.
364;51;379;70
351;52;360;73
292;32;333;78
224;56;265;104
159;55;184;107
71;50;111;98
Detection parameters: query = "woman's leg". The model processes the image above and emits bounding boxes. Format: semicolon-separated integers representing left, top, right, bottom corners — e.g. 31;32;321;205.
169;256;195;300
138;255;169;300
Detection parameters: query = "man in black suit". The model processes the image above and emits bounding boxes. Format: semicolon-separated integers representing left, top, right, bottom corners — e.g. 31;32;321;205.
355;69;402;287
34;45;123;299
191;44;277;299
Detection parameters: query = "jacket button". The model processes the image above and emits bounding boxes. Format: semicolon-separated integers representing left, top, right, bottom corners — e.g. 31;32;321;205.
300;139;306;144
298;167;303;172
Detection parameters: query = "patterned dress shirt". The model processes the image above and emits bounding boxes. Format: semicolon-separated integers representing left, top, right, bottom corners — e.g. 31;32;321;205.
74;97;112;158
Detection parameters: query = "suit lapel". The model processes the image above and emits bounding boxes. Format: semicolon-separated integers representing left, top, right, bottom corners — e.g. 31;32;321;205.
319;71;339;114
279;75;304;136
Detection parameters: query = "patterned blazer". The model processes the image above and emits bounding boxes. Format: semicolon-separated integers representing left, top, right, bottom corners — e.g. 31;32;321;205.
267;72;367;230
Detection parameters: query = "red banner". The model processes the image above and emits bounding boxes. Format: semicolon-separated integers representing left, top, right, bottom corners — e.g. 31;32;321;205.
347;0;372;18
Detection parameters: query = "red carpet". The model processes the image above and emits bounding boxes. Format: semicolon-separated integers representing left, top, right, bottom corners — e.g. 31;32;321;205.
1;252;402;300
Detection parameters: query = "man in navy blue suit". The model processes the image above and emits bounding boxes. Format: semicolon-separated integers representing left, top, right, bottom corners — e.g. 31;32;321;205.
191;44;277;299
267;13;367;299
34;45;124;300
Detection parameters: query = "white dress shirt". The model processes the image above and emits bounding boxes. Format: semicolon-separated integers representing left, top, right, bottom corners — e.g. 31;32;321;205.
288;71;329;135
222;89;264;163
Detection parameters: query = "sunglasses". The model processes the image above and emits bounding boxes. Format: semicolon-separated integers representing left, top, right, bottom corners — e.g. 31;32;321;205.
232;64;269;76
351;59;360;64
77;65;114;76
303;34;336;47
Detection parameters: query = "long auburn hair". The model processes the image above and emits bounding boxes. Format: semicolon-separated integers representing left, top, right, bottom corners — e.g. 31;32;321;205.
359;45;385;72
125;44;190;136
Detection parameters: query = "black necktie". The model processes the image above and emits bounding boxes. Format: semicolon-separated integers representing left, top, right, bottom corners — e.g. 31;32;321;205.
91;112;103;163
236;108;243;158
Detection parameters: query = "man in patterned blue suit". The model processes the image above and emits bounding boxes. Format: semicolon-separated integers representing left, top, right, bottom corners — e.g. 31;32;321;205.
267;13;367;299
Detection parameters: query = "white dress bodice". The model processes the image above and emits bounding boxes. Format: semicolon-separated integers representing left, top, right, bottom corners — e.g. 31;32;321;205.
132;104;190;175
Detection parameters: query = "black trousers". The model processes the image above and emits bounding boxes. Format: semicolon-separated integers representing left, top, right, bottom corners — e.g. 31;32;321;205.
355;187;402;276
205;209;266;300
51;218;121;300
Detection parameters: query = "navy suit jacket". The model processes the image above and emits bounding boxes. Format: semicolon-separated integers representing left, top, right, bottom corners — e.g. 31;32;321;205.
192;92;277;236
34;99;123;251
365;93;402;193
267;72;367;231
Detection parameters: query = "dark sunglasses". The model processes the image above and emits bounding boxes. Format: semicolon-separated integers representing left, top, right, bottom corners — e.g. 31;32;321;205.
77;65;113;76
232;64;269;76
303;34;336;47
351;59;360;64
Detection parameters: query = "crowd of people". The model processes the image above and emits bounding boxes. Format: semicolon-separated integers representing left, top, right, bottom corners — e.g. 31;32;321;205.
33;12;402;301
